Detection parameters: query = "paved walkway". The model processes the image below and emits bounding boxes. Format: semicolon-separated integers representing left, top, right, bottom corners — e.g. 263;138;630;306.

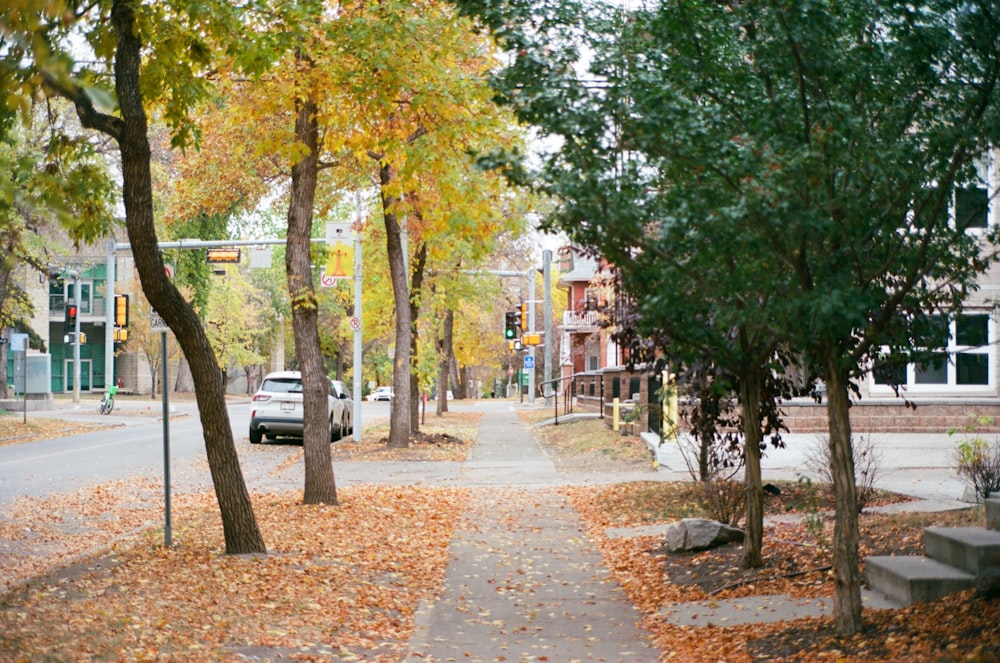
406;405;661;661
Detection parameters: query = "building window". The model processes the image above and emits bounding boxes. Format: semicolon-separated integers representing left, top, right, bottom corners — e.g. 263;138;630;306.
872;313;993;391
955;185;989;230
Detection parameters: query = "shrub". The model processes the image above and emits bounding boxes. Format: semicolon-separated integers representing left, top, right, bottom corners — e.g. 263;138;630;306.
950;415;1000;502
805;433;883;512
693;477;746;527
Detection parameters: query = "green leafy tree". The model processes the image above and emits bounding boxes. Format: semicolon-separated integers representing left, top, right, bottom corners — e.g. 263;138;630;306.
459;0;1000;636
0;104;116;397
3;0;268;553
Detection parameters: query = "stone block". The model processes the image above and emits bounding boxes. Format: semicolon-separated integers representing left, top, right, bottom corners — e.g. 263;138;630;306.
924;527;1000;578
664;518;743;552
986;498;1000;531
865;555;975;606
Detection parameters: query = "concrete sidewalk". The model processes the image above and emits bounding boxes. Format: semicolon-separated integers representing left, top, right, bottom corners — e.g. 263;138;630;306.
407;404;661;661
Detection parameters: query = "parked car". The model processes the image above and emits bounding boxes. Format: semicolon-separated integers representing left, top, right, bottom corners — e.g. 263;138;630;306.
367;386;394;401
249;371;353;444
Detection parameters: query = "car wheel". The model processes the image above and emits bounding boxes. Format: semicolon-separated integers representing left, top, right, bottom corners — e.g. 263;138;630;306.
249;428;263;444
330;417;342;442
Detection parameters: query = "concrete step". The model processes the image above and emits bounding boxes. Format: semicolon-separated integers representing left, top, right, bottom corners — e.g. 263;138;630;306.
924;527;1000;577
987;498;1000;530
865;555;975;606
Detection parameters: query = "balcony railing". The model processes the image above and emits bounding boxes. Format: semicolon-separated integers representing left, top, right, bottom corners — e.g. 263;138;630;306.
562;309;602;330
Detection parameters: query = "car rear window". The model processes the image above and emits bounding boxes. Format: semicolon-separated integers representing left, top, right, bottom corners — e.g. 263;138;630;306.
261;378;302;393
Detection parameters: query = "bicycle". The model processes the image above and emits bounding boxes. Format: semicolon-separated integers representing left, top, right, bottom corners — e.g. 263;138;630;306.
99;385;118;415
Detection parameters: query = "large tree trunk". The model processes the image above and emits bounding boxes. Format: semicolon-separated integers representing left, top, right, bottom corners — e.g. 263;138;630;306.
824;351;863;635
436;308;454;416
104;0;264;554
287;65;337;506
738;368;764;569
409;242;427;433
381;163;411;448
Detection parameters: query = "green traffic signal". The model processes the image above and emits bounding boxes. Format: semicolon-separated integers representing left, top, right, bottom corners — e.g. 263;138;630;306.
504;311;517;339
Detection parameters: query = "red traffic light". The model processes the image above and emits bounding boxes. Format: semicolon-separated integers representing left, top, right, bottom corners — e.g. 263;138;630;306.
64;304;78;331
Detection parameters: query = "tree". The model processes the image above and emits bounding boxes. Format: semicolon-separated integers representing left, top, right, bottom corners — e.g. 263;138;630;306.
204;264;269;389
5;0;267;553
458;0;1000;636
0;104;116;398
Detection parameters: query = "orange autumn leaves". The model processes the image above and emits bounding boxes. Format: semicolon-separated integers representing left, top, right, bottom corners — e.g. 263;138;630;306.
0;486;469;661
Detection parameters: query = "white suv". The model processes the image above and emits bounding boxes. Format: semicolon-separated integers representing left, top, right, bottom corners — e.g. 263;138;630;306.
367;386;394;401
249;371;353;444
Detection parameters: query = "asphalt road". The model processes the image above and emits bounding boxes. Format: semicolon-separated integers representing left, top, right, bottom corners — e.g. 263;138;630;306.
0;399;397;507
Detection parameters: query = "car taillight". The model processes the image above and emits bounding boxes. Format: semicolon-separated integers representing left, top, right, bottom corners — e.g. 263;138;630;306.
253;394;271;402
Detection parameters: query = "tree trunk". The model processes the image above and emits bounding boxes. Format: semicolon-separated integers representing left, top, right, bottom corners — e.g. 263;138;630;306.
738;369;764;569
436;308;454;416
381;163;411;448
824;351;863;635
0;328;9;400
174;355;195;392
408;242;427;433
451;357;464;400
287;65;337;506
147;355;159;399
88;0;266;554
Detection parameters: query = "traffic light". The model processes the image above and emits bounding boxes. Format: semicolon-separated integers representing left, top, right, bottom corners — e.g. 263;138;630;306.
206;248;241;263
64;304;77;331
520;300;529;331
115;294;129;328
504;311;518;339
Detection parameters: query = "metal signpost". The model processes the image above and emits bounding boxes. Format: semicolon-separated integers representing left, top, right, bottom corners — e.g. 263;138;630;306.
150;308;172;547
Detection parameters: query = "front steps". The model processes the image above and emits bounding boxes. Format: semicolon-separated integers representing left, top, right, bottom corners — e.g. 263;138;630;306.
866;498;1000;606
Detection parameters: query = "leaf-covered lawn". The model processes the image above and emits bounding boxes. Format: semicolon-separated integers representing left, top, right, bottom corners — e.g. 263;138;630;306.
563;482;1000;662
329;411;480;462
0;486;469;662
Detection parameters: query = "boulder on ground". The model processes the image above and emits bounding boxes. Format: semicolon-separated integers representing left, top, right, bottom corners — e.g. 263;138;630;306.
664;518;744;552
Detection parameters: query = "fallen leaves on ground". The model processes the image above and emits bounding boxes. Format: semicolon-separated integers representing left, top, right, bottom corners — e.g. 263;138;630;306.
0;414;114;447
563;482;1000;662
3;413;999;662
0;486;469;661
328;411;480;462
0;478;164;592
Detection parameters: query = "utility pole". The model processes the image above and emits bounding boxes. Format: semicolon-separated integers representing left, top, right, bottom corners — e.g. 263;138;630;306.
527;266;536;403
71;272;81;404
543;250;553;406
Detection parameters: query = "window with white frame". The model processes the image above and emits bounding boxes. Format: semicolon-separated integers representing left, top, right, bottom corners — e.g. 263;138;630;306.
955;184;990;230
871;313;994;391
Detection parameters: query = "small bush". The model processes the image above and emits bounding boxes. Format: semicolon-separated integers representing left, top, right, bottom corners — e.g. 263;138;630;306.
805;433;883;512
694;478;746;527
950;415;1000;502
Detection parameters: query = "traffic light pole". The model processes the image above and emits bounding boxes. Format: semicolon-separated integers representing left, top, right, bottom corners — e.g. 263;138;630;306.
527;267;536;403
72;273;81;404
